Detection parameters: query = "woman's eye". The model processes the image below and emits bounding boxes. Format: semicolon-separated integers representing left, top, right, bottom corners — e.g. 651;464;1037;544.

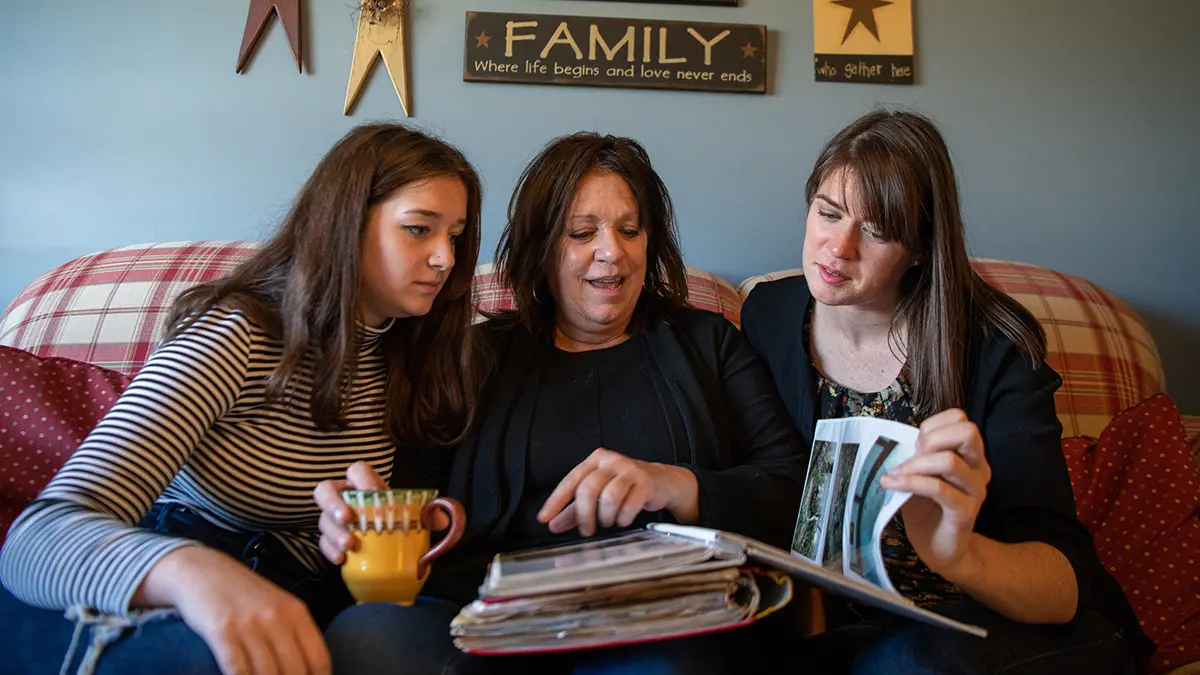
862;227;884;241
621;228;641;238
818;210;839;222
403;225;429;236
568;231;593;241
449;232;462;245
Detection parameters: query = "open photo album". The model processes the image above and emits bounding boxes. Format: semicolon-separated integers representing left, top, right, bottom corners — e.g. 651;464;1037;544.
449;417;988;655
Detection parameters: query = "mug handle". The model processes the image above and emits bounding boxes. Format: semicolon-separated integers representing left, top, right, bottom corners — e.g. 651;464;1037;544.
417;496;466;580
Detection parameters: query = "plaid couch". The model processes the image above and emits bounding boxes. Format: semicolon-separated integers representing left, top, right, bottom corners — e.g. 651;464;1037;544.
5;241;1190;448
2;241;1198;672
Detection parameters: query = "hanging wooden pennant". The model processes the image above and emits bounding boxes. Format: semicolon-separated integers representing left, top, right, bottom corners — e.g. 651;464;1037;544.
344;0;411;116
236;0;303;73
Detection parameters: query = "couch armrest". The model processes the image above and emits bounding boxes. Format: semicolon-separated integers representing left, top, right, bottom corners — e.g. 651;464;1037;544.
1183;414;1200;473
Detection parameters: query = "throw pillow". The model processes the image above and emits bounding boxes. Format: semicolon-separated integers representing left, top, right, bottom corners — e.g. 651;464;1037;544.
1062;393;1200;674
0;346;130;543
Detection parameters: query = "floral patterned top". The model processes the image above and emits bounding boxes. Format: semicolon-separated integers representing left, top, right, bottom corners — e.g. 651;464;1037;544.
805;303;967;609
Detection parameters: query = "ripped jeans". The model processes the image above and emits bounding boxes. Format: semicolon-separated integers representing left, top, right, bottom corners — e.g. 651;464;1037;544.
0;502;355;675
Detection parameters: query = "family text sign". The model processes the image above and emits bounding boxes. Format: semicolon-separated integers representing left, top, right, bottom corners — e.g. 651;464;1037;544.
464;12;766;94
564;0;739;6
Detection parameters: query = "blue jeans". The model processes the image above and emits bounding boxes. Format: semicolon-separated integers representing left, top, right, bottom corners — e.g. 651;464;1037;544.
0;585;221;675
0;502;363;674
778;599;1141;675
327;598;745;675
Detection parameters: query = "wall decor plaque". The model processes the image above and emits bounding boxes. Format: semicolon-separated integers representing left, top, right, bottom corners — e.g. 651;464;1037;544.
464;12;766;94
345;0;412;116
563;0;739;6
813;0;914;84
236;0;303;73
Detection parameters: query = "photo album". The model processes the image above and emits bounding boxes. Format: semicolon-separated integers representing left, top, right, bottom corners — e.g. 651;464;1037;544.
449;417;987;654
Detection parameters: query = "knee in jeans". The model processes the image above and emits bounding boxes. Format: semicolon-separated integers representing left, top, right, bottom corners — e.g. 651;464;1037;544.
852;626;978;675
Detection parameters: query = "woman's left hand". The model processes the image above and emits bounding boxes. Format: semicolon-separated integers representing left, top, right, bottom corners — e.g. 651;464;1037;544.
879;409;991;578
538;448;699;536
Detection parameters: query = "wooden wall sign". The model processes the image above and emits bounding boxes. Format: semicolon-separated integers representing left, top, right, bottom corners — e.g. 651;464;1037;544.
563;1;739;6
236;0;303;73
464;12;766;94
813;0;914;84
345;0;411;116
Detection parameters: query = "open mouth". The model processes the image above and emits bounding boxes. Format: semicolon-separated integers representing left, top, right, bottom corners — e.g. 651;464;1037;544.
586;276;625;291
817;263;850;283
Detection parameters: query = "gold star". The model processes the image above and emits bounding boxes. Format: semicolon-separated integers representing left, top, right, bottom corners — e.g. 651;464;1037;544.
474;31;491;48
740;42;759;59
832;0;893;44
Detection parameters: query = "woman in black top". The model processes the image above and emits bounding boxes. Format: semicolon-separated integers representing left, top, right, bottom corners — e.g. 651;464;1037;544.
741;109;1151;674
314;132;808;674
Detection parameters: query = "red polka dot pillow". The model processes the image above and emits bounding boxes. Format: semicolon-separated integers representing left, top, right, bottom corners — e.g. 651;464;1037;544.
0;346;130;544
1062;393;1200;674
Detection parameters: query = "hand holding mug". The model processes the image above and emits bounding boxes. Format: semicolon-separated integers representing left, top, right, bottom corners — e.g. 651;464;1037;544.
314;462;451;565
339;488;465;606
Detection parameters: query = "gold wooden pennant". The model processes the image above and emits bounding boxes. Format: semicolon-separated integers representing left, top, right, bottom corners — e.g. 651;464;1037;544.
344;0;411;116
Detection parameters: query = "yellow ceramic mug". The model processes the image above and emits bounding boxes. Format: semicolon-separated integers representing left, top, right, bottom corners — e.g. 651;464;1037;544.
340;488;466;606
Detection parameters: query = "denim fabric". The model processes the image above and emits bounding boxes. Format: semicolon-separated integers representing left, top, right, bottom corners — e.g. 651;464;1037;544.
0;584;221;675
794;600;1140;675
139;502;355;630
326;598;748;675
0;502;355;674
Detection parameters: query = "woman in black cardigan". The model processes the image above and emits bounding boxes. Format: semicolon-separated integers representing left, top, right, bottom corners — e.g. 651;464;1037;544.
741;109;1150;674
314;132;807;674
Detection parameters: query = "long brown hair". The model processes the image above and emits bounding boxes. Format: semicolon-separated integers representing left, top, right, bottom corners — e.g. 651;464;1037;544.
167;123;483;447
493;132;689;341
806;109;1046;417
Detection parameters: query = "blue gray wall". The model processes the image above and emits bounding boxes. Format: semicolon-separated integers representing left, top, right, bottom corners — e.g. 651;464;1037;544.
2;1;1197;410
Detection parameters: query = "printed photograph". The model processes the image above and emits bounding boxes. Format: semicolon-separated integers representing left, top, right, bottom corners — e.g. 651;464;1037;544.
819;442;858;571
791;439;838;560
845;435;904;586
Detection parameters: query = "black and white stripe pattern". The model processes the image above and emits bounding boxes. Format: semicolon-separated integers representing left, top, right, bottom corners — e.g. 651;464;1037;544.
0;307;396;614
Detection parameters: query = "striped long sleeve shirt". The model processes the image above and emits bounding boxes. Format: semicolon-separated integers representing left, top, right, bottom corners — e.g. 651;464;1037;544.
0;307;398;614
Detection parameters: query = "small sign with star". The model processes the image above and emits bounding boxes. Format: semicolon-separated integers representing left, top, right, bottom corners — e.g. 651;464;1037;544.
813;0;914;84
464;11;766;94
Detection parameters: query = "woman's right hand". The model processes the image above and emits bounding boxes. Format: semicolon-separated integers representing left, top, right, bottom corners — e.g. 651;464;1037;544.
135;546;329;675
313;461;388;565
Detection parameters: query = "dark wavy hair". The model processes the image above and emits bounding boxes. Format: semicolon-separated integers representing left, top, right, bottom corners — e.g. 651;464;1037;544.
492;132;689;341
806;109;1047;417
166;122;483;447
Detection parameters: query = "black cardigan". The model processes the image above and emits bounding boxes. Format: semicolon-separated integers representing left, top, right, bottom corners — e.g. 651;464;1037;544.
741;275;1151;652
416;307;808;604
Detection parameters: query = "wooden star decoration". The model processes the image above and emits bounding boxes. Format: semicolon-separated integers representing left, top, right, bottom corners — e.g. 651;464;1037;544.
345;0;411;116
236;0;303;73
832;0;893;44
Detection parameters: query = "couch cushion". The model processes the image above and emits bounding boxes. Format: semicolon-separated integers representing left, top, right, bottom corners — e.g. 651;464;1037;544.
0;346;130;543
972;259;1165;438
1062;394;1200;673
3;243;748;376
0;241;260;377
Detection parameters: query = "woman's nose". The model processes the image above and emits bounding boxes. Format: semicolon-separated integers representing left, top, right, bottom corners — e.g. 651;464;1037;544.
594;228;624;264
828;225;858;260
430;237;455;271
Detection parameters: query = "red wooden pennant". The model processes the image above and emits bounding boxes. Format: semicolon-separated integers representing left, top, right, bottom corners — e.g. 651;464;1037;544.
236;0;303;73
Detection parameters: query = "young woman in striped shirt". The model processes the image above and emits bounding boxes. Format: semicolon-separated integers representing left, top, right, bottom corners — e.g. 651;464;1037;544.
0;123;482;675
